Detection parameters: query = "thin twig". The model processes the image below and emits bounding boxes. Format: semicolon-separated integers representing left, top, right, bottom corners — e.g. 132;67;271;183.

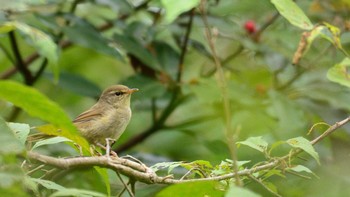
116;171;134;197
0;42;15;64
199;0;242;186
247;174;282;197
116;94;189;152
8;31;33;84
26;164;45;175
176;8;195;83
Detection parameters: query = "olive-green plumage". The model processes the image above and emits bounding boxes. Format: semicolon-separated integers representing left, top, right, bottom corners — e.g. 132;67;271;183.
73;85;138;146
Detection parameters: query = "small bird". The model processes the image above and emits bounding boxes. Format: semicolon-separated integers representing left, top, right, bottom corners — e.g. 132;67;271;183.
73;85;138;153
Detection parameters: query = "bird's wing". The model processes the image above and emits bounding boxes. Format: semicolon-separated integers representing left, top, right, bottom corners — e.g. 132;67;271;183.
73;108;102;123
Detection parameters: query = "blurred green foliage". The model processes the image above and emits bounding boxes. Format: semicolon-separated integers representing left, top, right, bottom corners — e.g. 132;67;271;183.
1;0;350;196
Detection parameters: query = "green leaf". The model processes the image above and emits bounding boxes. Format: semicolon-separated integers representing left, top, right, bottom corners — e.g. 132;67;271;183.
63;17;122;60
269;140;286;154
270;0;313;30
267;90;307;138
237;136;268;153
0;172;21;188
30;178;65;190
94;167;110;197
0;80;89;149
0;80;71;129
160;0;200;24
11;21;59;78
225;186;261;197
35;125;89;152
287;165;319;178
51;188;106;197
286;137;320;164
30;178;106;197
327;57;350;88
7;122;30;145
122;74;166;100
156;181;224;197
0;117;25;154
31;136;72;150
113;34;161;71
180;160;213;177
0;22;16;33
298;23;346;60
150;161;183;173
44;72;101;98
154;41;180;79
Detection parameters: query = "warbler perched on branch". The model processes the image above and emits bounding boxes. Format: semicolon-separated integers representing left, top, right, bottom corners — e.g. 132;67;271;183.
30;85;138;155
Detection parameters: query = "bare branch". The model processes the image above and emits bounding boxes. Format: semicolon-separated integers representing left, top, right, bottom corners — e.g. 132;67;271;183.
26;116;350;185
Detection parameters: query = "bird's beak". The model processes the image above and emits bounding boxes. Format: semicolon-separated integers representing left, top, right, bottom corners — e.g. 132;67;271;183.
127;88;139;94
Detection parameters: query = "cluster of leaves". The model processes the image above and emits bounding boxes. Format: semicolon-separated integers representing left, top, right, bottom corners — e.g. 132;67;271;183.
1;0;350;196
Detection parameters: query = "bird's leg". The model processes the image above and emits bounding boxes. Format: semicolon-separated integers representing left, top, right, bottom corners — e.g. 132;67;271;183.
73;143;83;156
95;139;118;158
90;145;102;156
105;138;118;157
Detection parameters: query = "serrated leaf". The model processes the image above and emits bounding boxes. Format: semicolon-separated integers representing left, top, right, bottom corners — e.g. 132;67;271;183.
225;186;261;197
327;57;350;88
7;122;30;145
156;181;224;197
237;136;268;153
286;137;320;164
0;117;25;154
160;0;200;24
271;0;313;30
31;136;72;150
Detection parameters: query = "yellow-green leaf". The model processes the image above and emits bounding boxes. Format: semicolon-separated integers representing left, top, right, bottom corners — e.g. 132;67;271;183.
0;80;88;149
225;186;261;197
0;117;25;154
237;136;268;153
286;137;320;164
156;181;224;197
0;22;16;33
94;167;110;197
271;0;313;30
160;0;199;24
327;57;350;88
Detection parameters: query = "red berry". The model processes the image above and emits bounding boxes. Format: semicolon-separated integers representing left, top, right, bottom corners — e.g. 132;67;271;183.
244;20;256;34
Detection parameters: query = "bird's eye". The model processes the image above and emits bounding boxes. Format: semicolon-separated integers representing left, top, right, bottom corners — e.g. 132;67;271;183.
115;91;123;96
